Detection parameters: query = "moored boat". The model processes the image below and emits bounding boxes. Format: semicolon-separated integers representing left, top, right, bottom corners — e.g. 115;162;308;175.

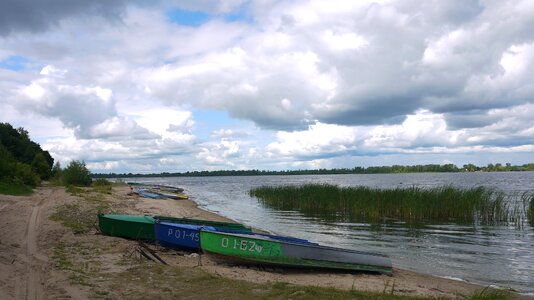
155;221;314;251
149;190;189;200
98;213;252;242
155;215;252;232
199;230;392;274
133;188;165;199
98;214;156;240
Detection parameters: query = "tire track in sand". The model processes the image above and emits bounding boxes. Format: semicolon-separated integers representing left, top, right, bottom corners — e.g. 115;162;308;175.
26;189;49;300
0;203;10;212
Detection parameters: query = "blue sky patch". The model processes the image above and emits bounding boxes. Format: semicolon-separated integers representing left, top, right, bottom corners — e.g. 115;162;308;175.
167;9;212;27
0;55;31;71
193;109;248;140
224;2;254;24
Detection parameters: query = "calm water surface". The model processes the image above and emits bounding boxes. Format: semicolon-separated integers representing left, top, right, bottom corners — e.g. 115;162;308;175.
130;172;534;293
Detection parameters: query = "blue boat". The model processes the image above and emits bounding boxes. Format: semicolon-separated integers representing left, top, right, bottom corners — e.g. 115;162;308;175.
155;221;317;251
133;187;164;199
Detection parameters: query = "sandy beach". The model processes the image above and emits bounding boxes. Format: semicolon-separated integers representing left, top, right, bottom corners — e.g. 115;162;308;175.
0;185;503;299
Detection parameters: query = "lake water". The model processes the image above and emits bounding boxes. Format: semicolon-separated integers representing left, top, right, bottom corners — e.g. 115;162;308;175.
128;172;534;293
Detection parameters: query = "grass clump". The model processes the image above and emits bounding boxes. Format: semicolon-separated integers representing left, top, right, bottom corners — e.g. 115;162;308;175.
50;203;96;234
92;178;112;194
0;179;33;195
52;242;93;286
53;185;111;234
66;185;86;196
466;287;513;300
250;184;517;225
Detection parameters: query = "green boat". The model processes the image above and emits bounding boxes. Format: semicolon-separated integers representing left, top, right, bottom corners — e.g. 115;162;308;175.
155;215;252;232
98;214;253;241
98;214;156;240
200;230;392;274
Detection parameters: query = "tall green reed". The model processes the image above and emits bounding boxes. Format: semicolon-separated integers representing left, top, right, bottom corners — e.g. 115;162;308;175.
524;191;534;226
250;184;527;226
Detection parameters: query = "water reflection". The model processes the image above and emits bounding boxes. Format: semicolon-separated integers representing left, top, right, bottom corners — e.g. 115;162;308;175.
129;172;534;292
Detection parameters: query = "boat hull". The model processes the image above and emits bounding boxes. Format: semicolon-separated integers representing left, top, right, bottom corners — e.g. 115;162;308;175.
98;214;156;240
155;222;313;251
155;222;213;251
199;231;392;274
155;216;252;232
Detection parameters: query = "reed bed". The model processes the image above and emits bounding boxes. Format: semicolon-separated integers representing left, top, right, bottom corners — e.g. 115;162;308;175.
250;184;522;225
525;192;534;226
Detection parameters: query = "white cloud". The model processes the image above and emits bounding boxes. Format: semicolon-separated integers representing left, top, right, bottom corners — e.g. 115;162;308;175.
2;0;534;172
322;30;368;51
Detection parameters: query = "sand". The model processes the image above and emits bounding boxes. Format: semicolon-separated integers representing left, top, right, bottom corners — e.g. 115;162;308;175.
0;185;502;299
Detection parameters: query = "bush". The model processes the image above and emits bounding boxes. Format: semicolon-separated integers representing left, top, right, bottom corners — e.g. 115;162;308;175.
14;162;40;187
92;178;112;187
62;160;92;187
92;178;112;194
51;161;62;178
31;152;52;180
0;179;33;195
0;145;15;181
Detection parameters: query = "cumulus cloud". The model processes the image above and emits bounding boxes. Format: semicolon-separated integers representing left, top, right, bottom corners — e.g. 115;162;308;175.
126;0;532;132
2;0;534;172
267;107;534;162
15;65;118;138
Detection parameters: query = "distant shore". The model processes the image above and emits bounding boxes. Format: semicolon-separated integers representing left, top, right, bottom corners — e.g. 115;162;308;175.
92;163;534;178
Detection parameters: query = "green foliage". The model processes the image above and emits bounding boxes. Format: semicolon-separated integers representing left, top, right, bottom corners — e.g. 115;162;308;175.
62;160;92;187
51;161;62;178
0;123;53;167
31;152;52;180
92;178;112;186
0;179;33;195
463;163;479;172
0;123;54;190
92;178;112;194
66;185;86;196
525;192;534;226
466;287;513;300
14;162;40;186
251;184;517;225
0;144;16;180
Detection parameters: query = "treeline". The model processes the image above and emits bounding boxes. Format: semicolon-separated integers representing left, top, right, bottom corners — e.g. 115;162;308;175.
0;123;55;188
93;163;534;178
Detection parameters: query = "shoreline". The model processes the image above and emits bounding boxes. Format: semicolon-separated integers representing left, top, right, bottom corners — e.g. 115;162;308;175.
0;185;517;299
121;186;486;297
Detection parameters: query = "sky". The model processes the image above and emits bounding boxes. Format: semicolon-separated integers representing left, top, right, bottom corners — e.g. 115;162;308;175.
1;0;534;173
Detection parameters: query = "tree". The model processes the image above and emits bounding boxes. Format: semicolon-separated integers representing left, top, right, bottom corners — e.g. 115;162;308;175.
31;152;52;180
463;164;477;172
14;162;40;186
0;144;15;181
62;160;92;186
51;161;62;179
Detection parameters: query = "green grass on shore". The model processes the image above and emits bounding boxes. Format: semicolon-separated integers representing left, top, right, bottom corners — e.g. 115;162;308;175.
250;184;529;225
50;186;111;233
0;179;33;196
